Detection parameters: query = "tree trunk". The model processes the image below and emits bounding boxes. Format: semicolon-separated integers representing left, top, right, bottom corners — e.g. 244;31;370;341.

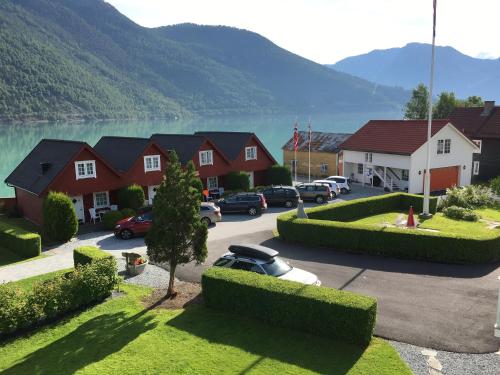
167;262;177;298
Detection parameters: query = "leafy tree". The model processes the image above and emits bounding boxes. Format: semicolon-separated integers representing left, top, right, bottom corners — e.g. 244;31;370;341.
145;152;207;297
460;96;484;107
433;91;458;119
43;191;78;242
404;84;429;119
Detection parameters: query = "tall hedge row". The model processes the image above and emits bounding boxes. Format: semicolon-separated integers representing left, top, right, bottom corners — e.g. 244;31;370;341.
0;257;117;337
118;184;145;211
202;267;377;346
0;220;41;258
266;165;292;186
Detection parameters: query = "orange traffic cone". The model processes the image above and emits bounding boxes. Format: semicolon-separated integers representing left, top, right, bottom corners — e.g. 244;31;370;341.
407;206;415;227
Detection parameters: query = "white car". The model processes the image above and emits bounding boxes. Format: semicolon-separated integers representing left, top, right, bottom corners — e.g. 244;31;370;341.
213;244;321;286
326;176;351;194
313;180;340;198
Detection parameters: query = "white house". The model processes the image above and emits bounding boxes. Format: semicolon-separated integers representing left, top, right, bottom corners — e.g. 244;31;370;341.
339;120;479;194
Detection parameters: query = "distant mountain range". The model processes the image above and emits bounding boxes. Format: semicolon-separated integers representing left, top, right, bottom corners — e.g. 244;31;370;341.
0;0;407;123
329;43;500;101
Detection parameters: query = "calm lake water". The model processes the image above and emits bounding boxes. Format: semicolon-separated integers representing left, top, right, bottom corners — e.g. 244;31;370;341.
0;111;400;197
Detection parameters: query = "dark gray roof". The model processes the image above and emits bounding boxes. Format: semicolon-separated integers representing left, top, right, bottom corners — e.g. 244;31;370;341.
5;139;85;195
151;134;205;164
282;131;352;153
94;136;150;172
195;131;253;160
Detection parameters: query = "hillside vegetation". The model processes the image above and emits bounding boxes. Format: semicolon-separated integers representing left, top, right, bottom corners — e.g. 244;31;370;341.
0;0;407;122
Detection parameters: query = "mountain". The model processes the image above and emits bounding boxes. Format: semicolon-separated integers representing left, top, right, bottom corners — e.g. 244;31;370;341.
329;43;500;101
0;0;407;122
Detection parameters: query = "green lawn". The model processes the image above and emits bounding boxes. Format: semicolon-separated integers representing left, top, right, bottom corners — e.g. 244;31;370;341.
476;204;500;222
0;284;412;375
350;211;499;238
0;247;46;268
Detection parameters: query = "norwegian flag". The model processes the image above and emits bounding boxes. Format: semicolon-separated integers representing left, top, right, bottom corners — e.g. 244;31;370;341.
293;123;299;151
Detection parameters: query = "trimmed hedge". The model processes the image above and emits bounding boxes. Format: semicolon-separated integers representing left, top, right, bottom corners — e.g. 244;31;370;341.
74;246;113;267
43;191;78;242
202;267;377;346
226;171;250;191
0;257;117;336
118;184;145;211
0;220;41;258
266;165;292;186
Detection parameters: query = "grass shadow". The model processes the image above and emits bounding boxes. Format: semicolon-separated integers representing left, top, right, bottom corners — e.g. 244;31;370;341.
2;310;157;374
167;306;365;374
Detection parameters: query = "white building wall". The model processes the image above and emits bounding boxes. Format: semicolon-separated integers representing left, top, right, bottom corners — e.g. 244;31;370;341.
409;125;477;194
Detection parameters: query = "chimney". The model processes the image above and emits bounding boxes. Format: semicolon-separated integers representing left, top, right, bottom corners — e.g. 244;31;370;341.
480;100;495;116
40;162;51;175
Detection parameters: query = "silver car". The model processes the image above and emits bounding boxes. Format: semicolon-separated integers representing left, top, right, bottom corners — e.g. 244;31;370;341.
213;244;321;286
200;202;222;226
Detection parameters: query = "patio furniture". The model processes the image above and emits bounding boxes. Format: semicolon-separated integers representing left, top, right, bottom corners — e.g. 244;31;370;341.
89;208;101;224
122;252;148;276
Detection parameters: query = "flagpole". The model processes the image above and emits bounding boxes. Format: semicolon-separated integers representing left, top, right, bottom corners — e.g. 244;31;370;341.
308;118;311;183
423;0;437;216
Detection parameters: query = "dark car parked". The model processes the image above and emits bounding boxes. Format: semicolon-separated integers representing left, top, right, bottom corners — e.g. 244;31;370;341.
216;193;267;216
296;183;332;204
260;186;300;208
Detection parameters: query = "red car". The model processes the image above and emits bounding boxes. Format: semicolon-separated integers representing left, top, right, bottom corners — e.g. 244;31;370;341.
114;211;153;240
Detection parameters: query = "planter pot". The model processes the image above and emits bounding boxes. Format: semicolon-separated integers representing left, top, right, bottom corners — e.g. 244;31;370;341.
127;260;148;276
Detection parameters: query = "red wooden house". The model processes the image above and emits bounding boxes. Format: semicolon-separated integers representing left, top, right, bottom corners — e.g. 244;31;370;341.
195;132;277;187
5;139;122;225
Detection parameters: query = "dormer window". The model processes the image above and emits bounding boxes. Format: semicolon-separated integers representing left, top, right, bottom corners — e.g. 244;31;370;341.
75;160;96;180
199;150;213;166
245;146;257;161
144;155;161;172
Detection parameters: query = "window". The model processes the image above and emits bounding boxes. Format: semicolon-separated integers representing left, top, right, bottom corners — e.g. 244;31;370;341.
365;153;372;163
437;139;451;154
93;191;109;208
320;163;328;174
245;146;257;161
199;150;213;166
357;163;364;174
75;160;96;180
444;139;451;154
402;170;409;181
144;155;161;172
207;176;218;189
473;139;482;154
473;161;480;175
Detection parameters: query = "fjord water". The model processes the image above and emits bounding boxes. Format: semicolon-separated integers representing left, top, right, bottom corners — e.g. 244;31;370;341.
0;111;399;197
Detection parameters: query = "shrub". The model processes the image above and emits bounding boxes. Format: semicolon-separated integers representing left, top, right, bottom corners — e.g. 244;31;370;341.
0;257;117;336
266;165;292;186
443;185;494;209
443;206;480;221
118;184;145;210
120;208;136;218
226;171;250;191
202;267;377;346
491;177;500;196
0;220;41;258
73;246;113;267
43;191;78;242
102;210;124;230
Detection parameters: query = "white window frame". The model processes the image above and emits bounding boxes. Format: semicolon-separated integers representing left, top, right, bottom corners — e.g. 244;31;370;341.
473;139;482;154
245;146;257;161
437;139;444;155
93;191;109;208
444;139;451;154
473;161;480;176
401;169;409;181
364;153;372;163
75;160;96;180
144;155;161;172
207;176;218;189
357;163;364;174
320;163;328;174
199;150;214;166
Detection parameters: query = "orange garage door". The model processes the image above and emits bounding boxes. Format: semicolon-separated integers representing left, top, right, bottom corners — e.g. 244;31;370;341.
430;166;459;192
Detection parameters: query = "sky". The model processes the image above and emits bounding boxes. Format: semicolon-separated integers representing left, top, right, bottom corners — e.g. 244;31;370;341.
105;0;500;64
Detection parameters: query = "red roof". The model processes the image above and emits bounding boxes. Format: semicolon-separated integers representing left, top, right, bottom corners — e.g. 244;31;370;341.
340;120;450;155
449;106;500;139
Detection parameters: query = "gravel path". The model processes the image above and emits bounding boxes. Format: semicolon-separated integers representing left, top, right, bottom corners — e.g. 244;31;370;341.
391;340;500;375
117;258;173;289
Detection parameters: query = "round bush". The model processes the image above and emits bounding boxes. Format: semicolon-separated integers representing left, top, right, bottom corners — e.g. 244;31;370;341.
102;211;124;230
43;191;78;242
443;185;493;209
120;208;136;218
443;205;479;221
118;184;145;210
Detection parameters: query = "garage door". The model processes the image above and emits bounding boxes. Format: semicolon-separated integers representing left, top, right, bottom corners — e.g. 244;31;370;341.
430;166;459;192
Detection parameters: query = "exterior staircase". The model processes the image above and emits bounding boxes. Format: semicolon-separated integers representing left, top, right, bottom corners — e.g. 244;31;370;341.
373;166;402;192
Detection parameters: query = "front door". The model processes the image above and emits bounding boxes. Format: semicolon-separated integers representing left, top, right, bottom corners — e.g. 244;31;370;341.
71;195;85;222
148;185;159;205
